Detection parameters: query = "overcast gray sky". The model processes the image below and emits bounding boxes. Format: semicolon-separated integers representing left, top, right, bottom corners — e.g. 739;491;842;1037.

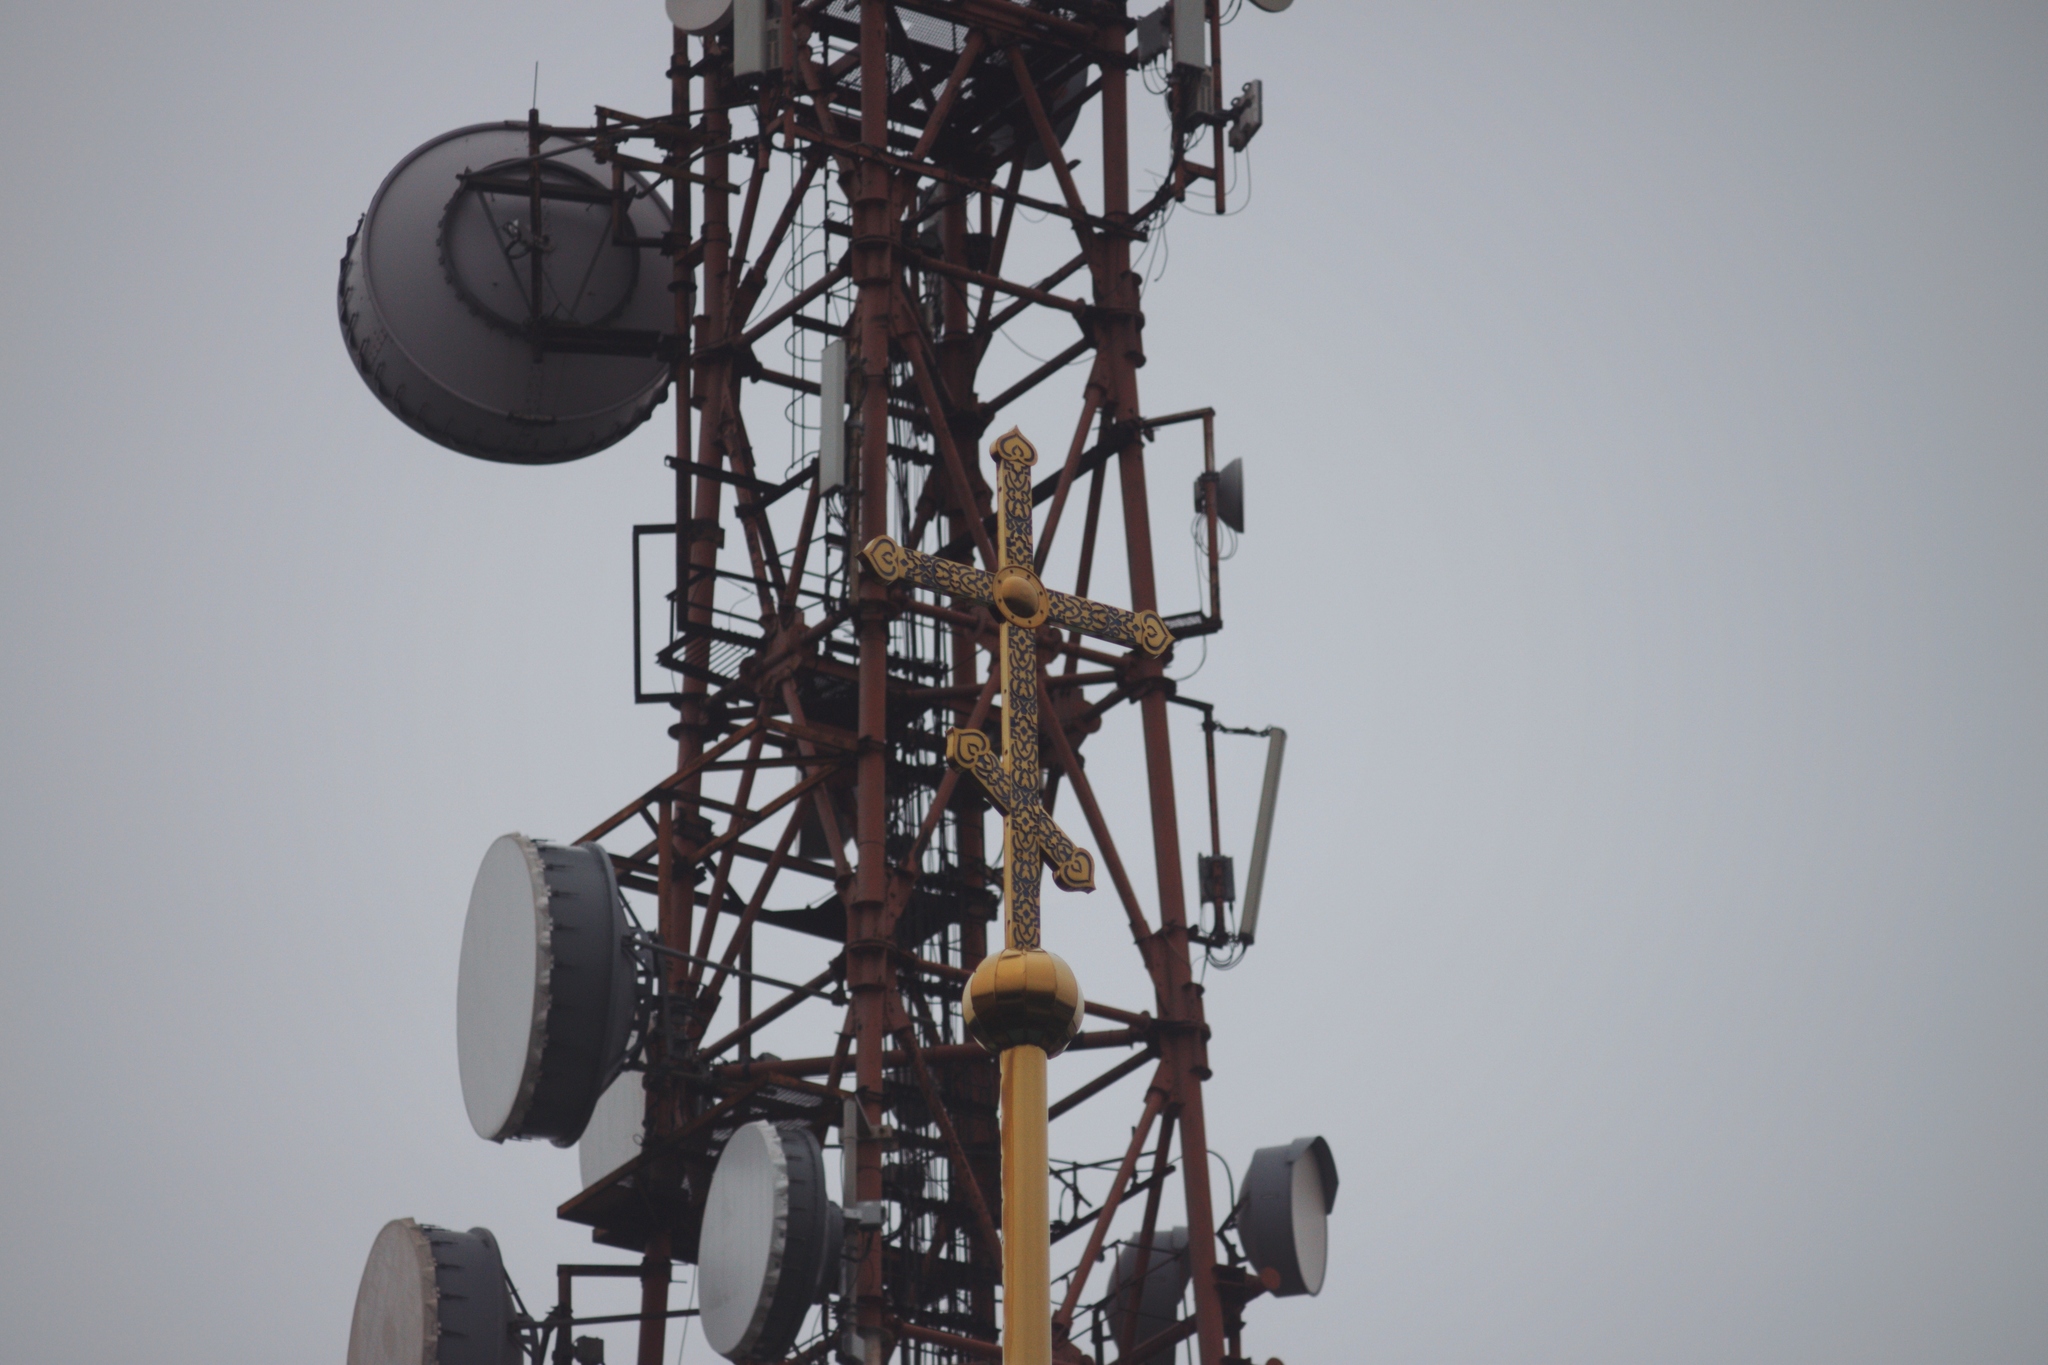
2;4;2044;1363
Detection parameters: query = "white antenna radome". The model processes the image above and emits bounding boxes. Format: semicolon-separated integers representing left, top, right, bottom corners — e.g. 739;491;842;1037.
1238;726;1286;944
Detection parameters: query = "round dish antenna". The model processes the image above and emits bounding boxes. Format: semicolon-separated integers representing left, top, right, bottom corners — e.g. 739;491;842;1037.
1109;1226;1191;1365
578;1070;647;1190
699;1120;838;1362
666;0;733;31
974;60;1088;171
1215;456;1244;533
338;123;674;464
457;834;636;1146
1234;1136;1337;1297
347;1219;518;1365
1249;0;1293;12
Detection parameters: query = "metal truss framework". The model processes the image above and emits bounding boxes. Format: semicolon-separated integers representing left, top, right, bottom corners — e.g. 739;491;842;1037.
535;6;1268;1365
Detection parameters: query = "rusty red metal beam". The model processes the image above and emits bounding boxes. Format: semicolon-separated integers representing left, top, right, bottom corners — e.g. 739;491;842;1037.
896;1024;1005;1264
1054;1067;1168;1330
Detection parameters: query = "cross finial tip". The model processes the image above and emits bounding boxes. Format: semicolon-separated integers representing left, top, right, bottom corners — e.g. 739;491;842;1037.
989;427;1038;467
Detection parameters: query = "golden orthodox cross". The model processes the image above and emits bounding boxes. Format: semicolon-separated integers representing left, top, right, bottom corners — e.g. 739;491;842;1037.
860;426;1172;952
860;427;1172;1365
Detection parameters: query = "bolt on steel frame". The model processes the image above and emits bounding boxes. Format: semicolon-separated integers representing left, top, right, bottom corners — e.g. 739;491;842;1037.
540;5;1270;1365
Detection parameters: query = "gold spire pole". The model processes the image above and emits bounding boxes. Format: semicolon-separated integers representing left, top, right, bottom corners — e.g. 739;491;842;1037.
862;428;1172;1365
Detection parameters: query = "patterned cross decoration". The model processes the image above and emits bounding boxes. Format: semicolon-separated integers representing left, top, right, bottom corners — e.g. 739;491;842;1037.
861;427;1173;949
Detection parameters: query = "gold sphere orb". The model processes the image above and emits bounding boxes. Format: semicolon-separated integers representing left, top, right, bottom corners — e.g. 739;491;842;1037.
961;948;1084;1055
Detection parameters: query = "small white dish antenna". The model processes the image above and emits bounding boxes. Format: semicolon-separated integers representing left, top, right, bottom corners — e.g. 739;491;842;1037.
347;1220;517;1365
1234;1136;1338;1297
699;1121;838;1362
1215;456;1244;533
667;0;733;32
578;1071;647;1190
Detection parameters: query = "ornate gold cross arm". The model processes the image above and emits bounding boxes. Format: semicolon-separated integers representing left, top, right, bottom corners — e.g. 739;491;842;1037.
862;533;1174;658
858;535;995;604
1042;588;1173;656
943;729;1095;893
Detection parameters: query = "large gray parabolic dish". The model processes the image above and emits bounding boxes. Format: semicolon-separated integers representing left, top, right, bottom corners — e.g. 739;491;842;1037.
338;123;674;464
457;834;636;1146
347;1219;518;1365
1235;1135;1338;1298
699;1121;836;1362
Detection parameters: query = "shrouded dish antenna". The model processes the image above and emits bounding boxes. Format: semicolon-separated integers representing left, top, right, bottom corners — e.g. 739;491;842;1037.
1216;456;1244;534
1249;0;1293;11
347;1219;520;1365
1109;1226;1191;1365
457;834;636;1146
1235;1136;1337;1297
699;1121;837;1362
338;123;674;464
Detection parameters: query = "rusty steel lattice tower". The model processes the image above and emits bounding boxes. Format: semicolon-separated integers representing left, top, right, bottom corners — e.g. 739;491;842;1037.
414;4;1298;1365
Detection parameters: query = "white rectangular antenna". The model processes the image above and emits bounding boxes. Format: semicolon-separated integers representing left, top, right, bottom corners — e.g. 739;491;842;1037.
818;338;848;492
1172;0;1207;70
733;0;781;77
1238;726;1286;945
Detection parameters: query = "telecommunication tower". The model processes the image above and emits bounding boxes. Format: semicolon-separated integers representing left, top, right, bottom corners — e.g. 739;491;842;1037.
337;5;1334;1365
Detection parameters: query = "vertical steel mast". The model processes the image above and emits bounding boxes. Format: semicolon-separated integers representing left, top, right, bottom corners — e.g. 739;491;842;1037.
544;5;1281;1364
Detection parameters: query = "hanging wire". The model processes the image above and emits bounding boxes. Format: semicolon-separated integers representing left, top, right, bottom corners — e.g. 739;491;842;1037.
1192;511;1239;562
1219;137;1255;218
1205;924;1248;971
1209;1148;1239;1222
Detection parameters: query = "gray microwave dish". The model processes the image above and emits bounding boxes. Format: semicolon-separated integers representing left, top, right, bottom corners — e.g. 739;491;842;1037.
1235;1134;1339;1298
338;122;674;464
698;1120;838;1362
346;1219;519;1365
456;834;636;1146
